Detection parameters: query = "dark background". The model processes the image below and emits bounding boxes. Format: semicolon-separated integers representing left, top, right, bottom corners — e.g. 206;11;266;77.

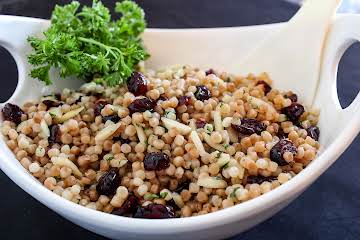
0;0;359;239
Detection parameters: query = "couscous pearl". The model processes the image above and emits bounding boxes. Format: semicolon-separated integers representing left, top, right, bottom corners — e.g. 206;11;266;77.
278;173;291;184
29;162;41;173
228;167;240;178
222;199;234;208
133;177;143;186
256;158;269;169
116;186;129;199
61;189;74;200
71;184;81;194
120;144;131;153
137;184;148;196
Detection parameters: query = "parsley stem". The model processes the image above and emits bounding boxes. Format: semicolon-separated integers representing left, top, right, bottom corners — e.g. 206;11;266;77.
78;37;122;58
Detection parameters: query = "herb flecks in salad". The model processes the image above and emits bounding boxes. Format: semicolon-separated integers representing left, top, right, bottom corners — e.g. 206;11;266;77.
27;0;148;86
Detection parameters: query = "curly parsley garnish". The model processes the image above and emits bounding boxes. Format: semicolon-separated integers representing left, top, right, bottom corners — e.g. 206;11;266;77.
27;0;149;86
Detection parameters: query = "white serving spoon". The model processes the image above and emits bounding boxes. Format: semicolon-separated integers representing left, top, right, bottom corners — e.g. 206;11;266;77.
237;0;342;106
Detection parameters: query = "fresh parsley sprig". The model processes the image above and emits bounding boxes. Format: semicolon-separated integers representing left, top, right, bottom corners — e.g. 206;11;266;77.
27;0;149;86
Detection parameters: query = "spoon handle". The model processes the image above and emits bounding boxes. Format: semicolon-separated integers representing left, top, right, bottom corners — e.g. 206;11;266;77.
238;0;341;106
291;0;342;24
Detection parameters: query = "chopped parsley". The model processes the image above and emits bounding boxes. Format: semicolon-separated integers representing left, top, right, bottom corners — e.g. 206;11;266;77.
221;162;230;169
230;187;240;199
205;124;214;134
159;191;168;198
144;193;159;200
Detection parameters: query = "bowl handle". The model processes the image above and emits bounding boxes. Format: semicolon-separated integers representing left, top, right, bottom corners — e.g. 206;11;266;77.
318;14;360;127
0;16;49;105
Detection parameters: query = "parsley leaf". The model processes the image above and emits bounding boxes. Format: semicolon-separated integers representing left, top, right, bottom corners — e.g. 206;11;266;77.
27;0;148;86
144;193;159;200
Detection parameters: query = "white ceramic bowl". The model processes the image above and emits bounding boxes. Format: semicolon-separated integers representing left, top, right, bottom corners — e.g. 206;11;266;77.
0;14;359;240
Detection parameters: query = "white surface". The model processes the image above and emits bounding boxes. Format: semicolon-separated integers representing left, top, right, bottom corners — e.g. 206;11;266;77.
238;0;340;106
0;14;359;240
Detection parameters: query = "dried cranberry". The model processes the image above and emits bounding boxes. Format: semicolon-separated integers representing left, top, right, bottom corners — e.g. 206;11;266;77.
133;204;175;219
51;94;60;101
205;69;215;76
158;94;167;101
285;93;298;103
195;119;206;128
270;139;297;166
113;136;131;144
1;103;24;125
167;199;180;211
194;85;211;101
306;126;320;141
231;118;266;135
282;103;305;122
178;96;191;106
257;80;272;94
112;194;139;217
102;114;120;123
96;168;120;196
128;98;156;114
127;72;148;96
42;100;62;110
294;121;304;129
174;179;191;193
246;175;277;185
94;100;107;116
49;124;61;144
143;152;170;171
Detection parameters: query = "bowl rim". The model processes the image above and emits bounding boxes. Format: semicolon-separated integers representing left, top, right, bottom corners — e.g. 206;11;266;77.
1;120;358;233
0;16;359;234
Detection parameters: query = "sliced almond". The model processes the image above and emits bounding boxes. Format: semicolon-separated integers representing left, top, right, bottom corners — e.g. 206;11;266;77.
188;119;197;131
54;106;84;123
190;131;207;157
95;122;121;142
238;166;245;179
161;117;192;135
212;111;223;132
227;127;239;143
134;124;146;144
51;156;82;177
197;177;227;189
203;133;227;152
40;119;50;138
